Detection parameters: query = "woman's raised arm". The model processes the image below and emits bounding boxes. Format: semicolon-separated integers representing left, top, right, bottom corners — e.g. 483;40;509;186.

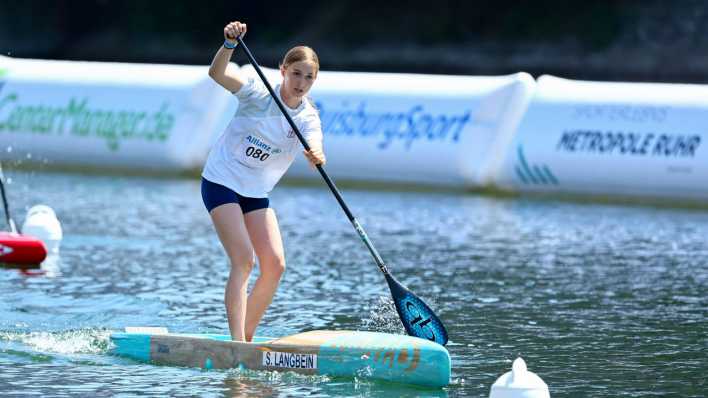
208;21;247;93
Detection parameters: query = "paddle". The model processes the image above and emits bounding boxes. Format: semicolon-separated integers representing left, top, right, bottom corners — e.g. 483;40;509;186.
234;37;449;345
0;163;19;233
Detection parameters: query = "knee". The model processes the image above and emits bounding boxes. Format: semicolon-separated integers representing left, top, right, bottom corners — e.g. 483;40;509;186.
230;252;255;273
262;256;286;280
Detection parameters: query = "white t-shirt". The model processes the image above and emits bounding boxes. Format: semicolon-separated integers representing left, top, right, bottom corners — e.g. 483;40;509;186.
203;77;323;198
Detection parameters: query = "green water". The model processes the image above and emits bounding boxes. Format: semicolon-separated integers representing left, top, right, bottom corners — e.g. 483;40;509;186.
0;170;705;397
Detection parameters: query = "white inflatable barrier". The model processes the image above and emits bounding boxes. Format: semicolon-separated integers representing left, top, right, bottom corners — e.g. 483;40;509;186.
221;65;536;187
0;56;232;171
494;75;708;202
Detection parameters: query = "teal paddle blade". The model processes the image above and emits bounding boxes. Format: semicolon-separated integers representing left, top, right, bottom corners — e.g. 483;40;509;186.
385;273;448;346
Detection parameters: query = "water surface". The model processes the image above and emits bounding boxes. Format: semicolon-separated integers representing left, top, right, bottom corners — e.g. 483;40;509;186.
0;170;706;397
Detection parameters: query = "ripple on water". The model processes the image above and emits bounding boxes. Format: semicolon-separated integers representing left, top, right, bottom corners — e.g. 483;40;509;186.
0;171;706;397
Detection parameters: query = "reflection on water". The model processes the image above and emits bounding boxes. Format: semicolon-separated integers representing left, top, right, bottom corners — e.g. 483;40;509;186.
0;170;706;397
223;375;276;398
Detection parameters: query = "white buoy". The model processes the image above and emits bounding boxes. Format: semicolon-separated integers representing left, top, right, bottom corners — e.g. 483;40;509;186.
489;357;550;398
21;205;63;255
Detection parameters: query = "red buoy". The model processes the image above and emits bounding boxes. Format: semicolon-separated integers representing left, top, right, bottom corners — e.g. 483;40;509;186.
0;231;47;268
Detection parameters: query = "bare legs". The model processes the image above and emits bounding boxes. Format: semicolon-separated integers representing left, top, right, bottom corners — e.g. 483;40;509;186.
243;208;285;341
210;203;253;341
210;204;285;341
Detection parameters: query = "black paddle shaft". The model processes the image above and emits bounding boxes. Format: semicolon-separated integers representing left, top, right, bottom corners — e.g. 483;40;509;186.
235;36;388;275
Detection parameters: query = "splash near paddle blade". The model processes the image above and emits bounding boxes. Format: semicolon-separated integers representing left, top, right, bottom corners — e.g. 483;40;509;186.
385;274;449;346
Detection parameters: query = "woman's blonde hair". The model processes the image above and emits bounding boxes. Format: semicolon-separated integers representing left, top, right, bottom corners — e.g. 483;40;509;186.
280;46;320;74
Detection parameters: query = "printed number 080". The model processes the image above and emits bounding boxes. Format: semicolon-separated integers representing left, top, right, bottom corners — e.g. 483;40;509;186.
246;146;270;161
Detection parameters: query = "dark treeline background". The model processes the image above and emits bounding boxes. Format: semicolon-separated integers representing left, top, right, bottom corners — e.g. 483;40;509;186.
2;0;708;83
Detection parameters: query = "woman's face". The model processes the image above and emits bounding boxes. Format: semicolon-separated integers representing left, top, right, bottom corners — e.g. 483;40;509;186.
280;60;318;99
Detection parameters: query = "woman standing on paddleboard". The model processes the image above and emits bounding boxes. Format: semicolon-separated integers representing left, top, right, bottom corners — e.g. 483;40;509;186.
203;21;325;341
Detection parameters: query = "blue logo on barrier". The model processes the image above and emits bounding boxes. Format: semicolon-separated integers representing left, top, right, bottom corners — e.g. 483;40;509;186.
315;100;472;151
514;145;559;185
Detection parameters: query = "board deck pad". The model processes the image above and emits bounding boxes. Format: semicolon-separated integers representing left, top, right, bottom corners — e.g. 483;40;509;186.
110;328;450;387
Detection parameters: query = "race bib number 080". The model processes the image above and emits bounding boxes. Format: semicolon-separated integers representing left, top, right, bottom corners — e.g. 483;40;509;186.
245;146;270;161
236;134;281;168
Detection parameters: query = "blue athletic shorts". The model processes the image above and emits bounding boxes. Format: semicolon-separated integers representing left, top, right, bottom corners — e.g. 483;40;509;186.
201;177;270;214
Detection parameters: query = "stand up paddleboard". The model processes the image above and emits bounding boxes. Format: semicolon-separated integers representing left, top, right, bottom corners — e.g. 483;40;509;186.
110;327;450;388
0;231;47;269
